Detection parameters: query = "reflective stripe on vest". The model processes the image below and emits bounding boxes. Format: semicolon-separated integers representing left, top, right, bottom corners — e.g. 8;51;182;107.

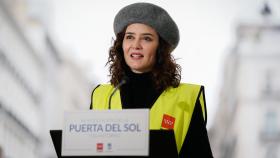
91;83;206;153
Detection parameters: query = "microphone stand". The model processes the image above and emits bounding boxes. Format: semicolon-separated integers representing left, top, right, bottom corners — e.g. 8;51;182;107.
108;77;128;109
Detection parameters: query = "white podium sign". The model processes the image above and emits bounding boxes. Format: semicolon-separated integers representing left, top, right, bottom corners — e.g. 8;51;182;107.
61;109;149;156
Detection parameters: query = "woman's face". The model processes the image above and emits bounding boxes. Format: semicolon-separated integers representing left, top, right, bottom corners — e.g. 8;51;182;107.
122;23;159;73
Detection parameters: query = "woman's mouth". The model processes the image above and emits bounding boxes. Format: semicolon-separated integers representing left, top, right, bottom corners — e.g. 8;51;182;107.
131;52;144;59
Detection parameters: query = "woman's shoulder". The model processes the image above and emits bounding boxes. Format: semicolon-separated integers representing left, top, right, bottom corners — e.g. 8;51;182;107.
179;83;204;87
174;83;204;92
92;83;114;94
163;83;204;98
98;83;114;88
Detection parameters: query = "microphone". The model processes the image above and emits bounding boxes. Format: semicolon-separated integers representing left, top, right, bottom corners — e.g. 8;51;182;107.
108;76;129;109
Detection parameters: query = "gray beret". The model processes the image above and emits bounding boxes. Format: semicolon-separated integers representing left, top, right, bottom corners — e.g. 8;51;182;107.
113;2;180;51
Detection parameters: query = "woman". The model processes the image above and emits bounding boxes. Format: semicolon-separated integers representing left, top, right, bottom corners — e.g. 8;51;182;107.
90;2;213;157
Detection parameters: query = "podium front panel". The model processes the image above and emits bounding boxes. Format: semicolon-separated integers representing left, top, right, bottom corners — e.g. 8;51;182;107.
50;130;178;157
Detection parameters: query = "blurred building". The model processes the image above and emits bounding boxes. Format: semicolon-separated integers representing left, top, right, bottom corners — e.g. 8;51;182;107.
209;4;280;158
0;0;93;158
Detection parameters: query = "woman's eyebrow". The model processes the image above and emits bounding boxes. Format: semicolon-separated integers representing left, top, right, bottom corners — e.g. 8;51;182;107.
125;32;154;37
141;33;154;36
125;32;135;35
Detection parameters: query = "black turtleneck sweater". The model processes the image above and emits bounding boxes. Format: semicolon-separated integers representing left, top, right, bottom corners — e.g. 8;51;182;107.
120;71;162;109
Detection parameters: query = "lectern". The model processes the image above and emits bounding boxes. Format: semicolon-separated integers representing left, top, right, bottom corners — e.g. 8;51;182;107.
50;130;178;157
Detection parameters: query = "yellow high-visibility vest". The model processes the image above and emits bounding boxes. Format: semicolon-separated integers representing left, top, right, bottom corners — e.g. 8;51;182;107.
90;83;206;153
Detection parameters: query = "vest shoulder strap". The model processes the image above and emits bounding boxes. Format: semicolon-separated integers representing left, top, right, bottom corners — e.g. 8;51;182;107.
174;83;207;122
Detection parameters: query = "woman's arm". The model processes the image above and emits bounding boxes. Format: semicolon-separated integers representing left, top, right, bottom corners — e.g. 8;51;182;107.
179;100;214;157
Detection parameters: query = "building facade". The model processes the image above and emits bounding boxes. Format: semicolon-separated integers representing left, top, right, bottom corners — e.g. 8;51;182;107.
209;13;280;158
0;0;93;157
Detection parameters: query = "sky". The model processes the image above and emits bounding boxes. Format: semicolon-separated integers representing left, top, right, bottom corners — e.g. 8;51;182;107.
48;0;279;127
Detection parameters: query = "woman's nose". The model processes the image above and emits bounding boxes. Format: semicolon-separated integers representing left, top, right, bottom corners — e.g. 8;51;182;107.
132;39;142;49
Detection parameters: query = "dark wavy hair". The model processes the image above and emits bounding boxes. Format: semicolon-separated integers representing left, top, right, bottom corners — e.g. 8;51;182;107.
107;29;181;91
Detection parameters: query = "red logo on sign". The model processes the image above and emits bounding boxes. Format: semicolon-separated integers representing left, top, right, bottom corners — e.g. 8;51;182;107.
161;114;175;129
97;143;103;152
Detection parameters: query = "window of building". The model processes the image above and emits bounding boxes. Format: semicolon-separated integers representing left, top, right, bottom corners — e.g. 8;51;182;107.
264;111;278;137
262;69;280;99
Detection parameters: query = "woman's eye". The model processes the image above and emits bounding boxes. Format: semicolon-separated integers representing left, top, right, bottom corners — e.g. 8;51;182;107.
144;37;152;41
125;35;133;39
